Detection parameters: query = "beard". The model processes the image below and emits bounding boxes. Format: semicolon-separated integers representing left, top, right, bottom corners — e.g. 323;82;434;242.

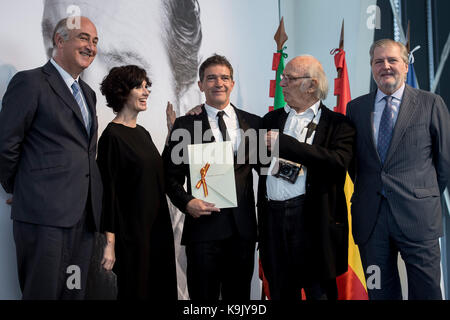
374;75;405;94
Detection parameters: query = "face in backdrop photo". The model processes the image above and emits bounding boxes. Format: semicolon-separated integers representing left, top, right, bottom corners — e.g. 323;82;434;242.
42;0;203;151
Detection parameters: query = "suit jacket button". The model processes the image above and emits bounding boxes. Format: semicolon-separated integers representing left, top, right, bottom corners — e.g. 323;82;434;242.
85;174;90;178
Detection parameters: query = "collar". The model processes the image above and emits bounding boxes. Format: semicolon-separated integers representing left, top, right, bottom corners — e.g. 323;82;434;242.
284;100;321;117
205;103;233;119
50;58;80;88
375;83;405;103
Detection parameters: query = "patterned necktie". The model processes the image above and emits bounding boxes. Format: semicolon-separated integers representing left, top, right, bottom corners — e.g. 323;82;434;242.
377;96;394;164
217;111;230;141
71;81;91;134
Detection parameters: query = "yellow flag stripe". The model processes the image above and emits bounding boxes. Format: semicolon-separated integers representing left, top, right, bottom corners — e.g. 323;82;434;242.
344;174;367;291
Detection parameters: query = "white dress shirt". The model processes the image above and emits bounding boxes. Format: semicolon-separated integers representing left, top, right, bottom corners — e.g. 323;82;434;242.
266;100;322;201
204;103;241;153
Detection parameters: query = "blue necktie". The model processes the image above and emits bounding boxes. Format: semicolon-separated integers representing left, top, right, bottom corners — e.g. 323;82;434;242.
71;81;91;134
377;96;394;164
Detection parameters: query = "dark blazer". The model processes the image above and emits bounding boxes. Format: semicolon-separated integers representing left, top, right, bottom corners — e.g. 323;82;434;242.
347;84;450;245
257;104;355;281
0;61;103;229
163;104;261;245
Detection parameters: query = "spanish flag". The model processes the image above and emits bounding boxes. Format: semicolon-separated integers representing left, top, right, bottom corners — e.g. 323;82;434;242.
331;22;368;300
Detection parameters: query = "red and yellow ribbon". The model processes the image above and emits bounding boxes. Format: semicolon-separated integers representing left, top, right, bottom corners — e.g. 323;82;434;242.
196;163;210;197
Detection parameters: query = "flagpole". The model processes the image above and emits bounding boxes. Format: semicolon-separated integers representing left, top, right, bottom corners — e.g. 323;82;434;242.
406;20;420;89
338;20;344;80
430;32;450;93
426;0;435;89
278;0;281;22
389;0;406;44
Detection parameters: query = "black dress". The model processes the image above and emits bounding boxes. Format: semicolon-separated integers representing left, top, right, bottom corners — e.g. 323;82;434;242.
97;122;177;300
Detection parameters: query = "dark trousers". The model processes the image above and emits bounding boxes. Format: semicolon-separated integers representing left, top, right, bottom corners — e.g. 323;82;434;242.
359;198;442;300
260;195;335;300
185;234;255;301
13;210;95;300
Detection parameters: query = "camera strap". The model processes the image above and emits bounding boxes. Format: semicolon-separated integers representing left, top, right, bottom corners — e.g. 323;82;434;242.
298;103;321;173
302;103;321;143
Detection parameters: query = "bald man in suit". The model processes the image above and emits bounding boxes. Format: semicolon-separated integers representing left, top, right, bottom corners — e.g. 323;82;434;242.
0;17;102;299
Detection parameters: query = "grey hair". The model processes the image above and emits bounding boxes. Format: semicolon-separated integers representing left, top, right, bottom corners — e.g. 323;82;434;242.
311;64;328;100
52;18;70;45
299;55;328;100
369;39;409;64
163;0;202;101
42;17;70;58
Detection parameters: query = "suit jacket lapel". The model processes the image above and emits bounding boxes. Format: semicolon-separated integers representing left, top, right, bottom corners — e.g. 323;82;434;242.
199;104;215;143
384;84;417;164
43;62;88;134
311;103;329;146
79;78;97;140
360;91;382;164
79;79;95;116
233;104;250;132
277;108;289;133
233;105;250;169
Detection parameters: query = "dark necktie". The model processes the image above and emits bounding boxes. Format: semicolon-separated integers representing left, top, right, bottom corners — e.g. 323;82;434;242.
377;96;394;164
217;111;230;141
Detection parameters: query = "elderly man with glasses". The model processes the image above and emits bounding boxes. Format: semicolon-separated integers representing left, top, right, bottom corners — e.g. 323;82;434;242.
257;55;355;300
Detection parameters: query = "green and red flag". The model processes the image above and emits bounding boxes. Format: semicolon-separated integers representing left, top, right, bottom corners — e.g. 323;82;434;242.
269;17;288;112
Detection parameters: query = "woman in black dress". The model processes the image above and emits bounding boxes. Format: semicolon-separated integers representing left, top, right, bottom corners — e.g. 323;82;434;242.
97;65;177;300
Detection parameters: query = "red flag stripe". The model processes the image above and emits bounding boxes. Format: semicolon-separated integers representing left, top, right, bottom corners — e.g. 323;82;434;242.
336;266;368;300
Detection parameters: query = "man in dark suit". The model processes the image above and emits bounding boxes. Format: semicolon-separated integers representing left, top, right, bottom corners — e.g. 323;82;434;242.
258;55;355;300
163;54;261;300
0;16;102;299
347;39;450;300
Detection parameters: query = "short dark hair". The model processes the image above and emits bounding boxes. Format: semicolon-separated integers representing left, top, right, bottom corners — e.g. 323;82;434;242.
198;54;233;81
100;65;151;113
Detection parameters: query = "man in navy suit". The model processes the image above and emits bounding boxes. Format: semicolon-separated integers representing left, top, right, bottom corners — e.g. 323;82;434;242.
0;16;102;299
347;39;450;299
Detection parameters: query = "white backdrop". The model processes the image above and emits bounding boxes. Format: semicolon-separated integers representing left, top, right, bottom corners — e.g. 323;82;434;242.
0;0;376;299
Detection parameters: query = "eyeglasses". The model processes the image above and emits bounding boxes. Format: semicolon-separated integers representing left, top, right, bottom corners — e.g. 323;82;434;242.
280;74;311;82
